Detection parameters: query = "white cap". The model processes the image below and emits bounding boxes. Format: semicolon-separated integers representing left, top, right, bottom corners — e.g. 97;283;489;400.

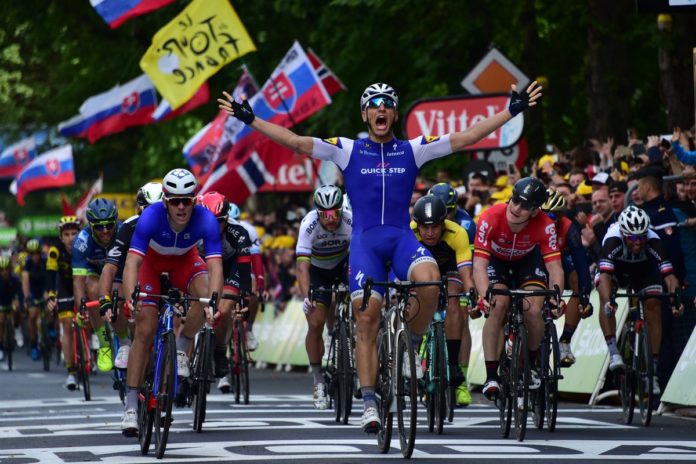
455;185;467;196
592;172;609;184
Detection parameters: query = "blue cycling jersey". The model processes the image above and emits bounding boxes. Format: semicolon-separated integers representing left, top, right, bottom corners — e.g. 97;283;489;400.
453;208;476;244
129;202;222;259
312;135;453;232
72;223;122;276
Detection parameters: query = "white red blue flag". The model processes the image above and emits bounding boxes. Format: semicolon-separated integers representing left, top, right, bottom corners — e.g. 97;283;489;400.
58;74;157;143
307;48;347;97
0;137;37;179
183;69;259;178
90;0;175;29
10;145;75;206
197;42;333;200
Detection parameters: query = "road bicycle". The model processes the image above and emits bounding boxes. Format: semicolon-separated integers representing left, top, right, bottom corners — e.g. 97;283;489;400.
530;298;564;432
486;285;559;442
361;277;441;458
94;290;128;405
189;292;218;432
73;297;93;401
0;305;16;371
612;288;680;427
313;283;355;424
220;293;251;405
129;286;217;458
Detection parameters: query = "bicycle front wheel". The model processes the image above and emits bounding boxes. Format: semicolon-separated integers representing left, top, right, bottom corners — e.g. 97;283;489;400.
545;323;560;432
192;330;212;433
618;328;635;425
512;328;530;442
497;349;512;438
338;322;353;424
139;381;155;454
154;331;176;459
434;323;447;435
637;326;653;427
240;325;250;405
376;328;393;454
40;318;51;372
396;329;418;458
75;325;91;401
5;319;14;371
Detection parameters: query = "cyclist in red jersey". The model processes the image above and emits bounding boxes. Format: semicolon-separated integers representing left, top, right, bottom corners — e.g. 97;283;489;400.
473;177;565;399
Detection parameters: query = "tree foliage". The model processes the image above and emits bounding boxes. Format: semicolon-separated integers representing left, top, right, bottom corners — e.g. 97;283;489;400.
0;0;693;220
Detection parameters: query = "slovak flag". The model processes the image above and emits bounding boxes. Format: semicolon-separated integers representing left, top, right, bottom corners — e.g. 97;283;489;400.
90;0;175;29
58;74;157;143
10;145;75;206
0;136;37;179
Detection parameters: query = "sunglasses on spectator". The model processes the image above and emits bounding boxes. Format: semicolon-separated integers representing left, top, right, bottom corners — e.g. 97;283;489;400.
318;208;342;221
92;221;116;232
165;196;195;207
510;196;536;211
367;97;396;109
624;234;647;243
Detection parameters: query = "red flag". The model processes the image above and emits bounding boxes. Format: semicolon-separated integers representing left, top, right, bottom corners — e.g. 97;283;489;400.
307;48;346;96
61;192;76;215
75;174;104;222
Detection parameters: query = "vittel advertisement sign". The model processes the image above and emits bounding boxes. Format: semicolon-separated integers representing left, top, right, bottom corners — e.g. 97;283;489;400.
404;94;524;151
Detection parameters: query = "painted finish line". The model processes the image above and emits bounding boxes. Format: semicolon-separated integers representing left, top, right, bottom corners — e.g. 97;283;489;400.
4;439;696;463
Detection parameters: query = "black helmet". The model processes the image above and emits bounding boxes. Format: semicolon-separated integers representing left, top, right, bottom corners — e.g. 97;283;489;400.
413;195;448;225
428;183;457;211
511;177;548;209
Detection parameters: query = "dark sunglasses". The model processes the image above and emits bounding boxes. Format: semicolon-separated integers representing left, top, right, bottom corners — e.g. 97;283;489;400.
318;208;342;221
92;222;116;232
510;196;535;211
625;234;647;243
166;196;195;207
367;97;396;109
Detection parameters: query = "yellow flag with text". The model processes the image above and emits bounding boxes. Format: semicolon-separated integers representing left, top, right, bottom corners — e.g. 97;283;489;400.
140;0;255;110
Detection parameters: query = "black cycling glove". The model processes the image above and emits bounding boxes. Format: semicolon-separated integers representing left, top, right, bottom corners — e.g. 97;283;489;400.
229;99;255;125
508;88;531;117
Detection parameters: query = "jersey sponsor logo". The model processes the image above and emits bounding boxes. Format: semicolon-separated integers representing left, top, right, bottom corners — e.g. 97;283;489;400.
305;220;318;235
322;137;342;148
107;248;122;258
477;220;489;246
421;135;440;144
144;283;153;291
360;166;407;175
545;223;557;250
354;270;365;288
75;240;88;253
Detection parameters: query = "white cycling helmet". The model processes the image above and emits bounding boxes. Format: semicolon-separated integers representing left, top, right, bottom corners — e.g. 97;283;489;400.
136;182;163;207
360;83;399;110
618;205;650;235
162;168;197;196
228;202;241;220
313;184;343;210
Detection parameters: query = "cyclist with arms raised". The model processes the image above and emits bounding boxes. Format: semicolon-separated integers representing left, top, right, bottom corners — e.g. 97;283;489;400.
219;80;542;432
474;177;564;400
597;206;682;394
120;169;223;434
46;216;81;388
296;185;352;409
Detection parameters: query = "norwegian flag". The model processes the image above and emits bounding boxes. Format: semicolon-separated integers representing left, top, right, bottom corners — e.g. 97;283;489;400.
74;174;104;222
307;48;347;96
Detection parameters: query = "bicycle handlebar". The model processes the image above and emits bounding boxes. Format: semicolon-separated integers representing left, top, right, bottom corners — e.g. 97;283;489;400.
359;277;443;312
485;285;560;302
130;285;219;316
610;288;682;308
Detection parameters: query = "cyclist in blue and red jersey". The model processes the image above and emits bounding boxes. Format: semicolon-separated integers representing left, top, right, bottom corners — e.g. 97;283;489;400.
119;168;223;435
219;80;542;432
540;188;593;367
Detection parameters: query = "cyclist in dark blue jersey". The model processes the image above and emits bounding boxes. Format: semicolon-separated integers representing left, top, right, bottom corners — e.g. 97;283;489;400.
73;199;121;373
219;80;542;432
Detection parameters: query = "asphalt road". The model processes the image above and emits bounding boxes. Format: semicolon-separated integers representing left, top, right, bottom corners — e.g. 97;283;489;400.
1;350;696;463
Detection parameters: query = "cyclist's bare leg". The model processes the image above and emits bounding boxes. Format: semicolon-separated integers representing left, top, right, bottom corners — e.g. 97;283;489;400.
644;297;662;358
407;261;440;335
60;315;74;370
445;279;463;340
306;301;329;364
215;292;236;348
179;273;210;353
85;276;103;331
482;284;510;361
27;304;39;347
564;271;581;329
598;276;617;338
522;290;544;350
125;304;158;388
354;295;381;388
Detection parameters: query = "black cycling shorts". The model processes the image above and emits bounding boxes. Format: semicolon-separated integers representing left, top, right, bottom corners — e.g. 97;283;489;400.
487;248;548;289
310;257;349;307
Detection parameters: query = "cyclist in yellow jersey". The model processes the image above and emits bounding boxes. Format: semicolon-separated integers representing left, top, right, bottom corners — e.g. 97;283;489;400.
411;195;474;406
46;216;81;389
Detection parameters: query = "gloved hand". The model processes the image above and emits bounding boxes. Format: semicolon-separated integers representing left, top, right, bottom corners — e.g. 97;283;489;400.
579;294;594;318
508;81;541;117
550;299;567;319
220;95;255;124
